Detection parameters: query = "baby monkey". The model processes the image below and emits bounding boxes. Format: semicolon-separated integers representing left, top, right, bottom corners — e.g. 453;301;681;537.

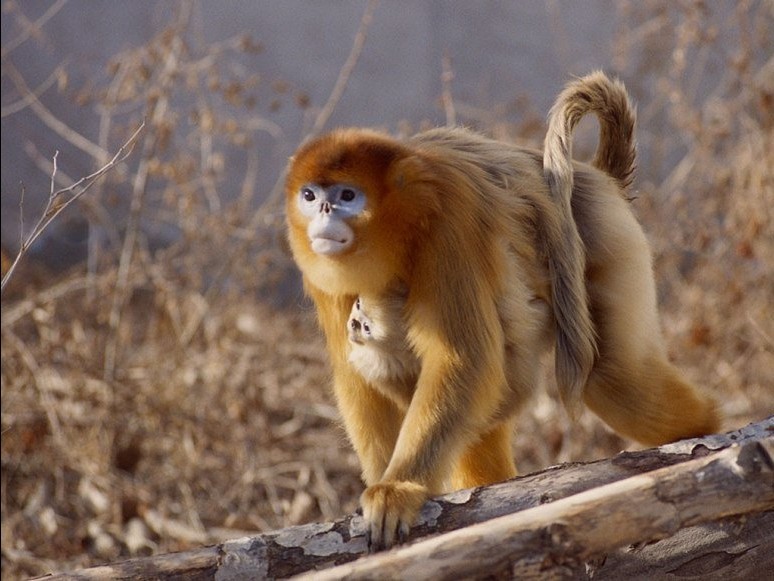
347;290;419;410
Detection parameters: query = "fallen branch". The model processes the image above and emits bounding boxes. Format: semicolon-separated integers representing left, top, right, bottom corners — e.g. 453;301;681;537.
38;417;772;580
303;432;773;579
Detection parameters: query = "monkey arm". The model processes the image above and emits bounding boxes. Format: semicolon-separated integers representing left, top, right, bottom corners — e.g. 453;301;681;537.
361;308;507;550
361;234;509;549
382;321;507;486
307;284;405;484
332;363;405;484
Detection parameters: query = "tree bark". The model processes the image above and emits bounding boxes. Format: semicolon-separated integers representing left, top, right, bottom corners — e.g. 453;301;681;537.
39;417;773;580
300;438;773;580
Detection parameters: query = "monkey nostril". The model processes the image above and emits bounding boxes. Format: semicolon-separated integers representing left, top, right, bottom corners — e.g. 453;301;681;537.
351;320;361;331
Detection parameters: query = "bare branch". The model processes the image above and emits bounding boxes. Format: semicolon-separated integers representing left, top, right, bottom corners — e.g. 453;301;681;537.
50;150;59;199
203;0;379;299
17;184;25;258
1;122;146;294
0;0;68;57
305;438;773;580
307;0;379;139
3;58;110;161
22;140;122;250
441;54;456;126
1;63;66;118
264;0;379;210
102;10;191;379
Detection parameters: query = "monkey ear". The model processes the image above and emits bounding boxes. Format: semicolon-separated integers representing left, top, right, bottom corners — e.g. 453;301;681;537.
389;156;441;216
388;155;423;188
389;158;412;190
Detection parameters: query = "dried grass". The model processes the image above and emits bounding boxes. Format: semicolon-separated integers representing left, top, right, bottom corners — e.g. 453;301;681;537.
2;1;772;578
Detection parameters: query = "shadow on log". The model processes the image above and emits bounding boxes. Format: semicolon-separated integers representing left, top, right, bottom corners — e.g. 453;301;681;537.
38;417;773;580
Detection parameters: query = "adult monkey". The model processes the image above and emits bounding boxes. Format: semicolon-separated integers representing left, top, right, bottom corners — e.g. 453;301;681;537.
285;72;719;550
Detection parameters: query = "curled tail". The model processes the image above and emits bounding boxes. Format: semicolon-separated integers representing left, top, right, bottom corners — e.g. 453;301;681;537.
542;71;637;413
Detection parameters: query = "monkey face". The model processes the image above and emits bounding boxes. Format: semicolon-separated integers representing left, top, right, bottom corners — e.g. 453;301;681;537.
285;128;438;296
348;297;375;344
296;183;366;256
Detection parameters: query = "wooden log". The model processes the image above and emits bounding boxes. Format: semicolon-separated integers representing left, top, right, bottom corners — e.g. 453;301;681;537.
592;510;773;580
38;417;772;580
300;438;773;580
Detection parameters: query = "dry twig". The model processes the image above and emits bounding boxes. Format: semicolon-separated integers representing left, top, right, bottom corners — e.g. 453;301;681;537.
0;0;68;58
441;54;456;127
1;122;145;294
3;59;110;161
102;6;192;380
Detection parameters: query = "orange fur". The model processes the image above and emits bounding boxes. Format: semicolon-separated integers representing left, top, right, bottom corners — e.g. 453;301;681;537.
285;72;719;550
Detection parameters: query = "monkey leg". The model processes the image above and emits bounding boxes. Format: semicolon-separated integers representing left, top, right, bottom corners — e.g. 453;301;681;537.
450;420;517;490
582;200;720;445
585;357;719;446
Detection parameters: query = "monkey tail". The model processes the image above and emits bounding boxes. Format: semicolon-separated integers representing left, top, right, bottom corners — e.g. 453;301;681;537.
541;71;636;414
546;71;637;189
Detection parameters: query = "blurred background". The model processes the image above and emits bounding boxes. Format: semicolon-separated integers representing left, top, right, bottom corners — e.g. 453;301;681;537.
1;1;772;577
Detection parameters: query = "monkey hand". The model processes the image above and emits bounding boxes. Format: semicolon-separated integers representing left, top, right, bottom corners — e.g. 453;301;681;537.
360;480;429;551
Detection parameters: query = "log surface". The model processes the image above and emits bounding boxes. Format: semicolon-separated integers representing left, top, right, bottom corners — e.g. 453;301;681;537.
300;437;773;580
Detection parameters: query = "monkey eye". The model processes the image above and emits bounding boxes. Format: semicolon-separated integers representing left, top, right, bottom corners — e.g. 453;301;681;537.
301;188;316;202
355;297;361;309
340;188;356;202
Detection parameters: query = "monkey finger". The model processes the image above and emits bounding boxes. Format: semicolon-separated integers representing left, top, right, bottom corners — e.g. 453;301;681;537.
381;510;401;549
368;515;384;553
398;520;410;545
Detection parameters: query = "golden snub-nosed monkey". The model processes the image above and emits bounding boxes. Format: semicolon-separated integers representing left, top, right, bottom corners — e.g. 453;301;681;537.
285;71;719;550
